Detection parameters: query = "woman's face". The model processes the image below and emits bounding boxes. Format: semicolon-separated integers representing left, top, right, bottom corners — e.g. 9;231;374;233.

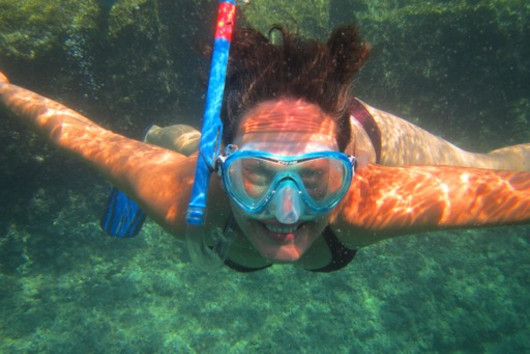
229;98;339;262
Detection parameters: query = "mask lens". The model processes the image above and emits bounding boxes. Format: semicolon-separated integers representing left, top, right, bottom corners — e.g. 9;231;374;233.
225;157;275;210
296;158;347;203
239;158;273;198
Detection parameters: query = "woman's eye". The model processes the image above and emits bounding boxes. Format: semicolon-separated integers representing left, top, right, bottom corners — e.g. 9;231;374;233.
301;169;323;182
243;165;270;185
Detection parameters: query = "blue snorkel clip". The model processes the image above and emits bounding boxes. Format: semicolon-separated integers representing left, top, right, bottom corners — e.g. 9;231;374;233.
186;0;240;270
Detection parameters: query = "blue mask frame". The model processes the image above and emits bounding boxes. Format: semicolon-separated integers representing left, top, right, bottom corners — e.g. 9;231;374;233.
217;148;357;215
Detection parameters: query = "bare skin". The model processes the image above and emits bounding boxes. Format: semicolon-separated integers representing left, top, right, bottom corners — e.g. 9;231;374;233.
1;71;529;271
362;102;529;170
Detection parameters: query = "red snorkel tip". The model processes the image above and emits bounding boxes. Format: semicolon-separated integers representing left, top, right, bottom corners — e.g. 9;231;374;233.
215;2;236;42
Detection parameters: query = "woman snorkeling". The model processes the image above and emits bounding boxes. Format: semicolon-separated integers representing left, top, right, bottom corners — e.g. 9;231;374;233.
0;25;528;272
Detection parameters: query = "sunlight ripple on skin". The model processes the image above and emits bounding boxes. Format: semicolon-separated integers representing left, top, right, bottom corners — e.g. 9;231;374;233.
337;165;530;236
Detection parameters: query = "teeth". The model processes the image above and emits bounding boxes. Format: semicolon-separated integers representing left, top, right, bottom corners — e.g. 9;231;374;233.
265;223;298;233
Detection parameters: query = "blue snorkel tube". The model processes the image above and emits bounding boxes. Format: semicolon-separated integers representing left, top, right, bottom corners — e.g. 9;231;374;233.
186;0;239;270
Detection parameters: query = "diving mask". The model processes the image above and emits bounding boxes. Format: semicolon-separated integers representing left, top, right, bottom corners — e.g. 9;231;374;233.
217;145;356;216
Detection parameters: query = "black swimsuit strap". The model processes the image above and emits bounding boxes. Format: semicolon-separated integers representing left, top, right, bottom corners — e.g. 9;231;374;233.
308;227;357;273
223;257;272;272
350;98;382;163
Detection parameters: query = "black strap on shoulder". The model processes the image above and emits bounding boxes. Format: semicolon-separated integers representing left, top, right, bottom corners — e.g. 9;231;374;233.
350;98;382;163
309;227;357;273
223;258;272;273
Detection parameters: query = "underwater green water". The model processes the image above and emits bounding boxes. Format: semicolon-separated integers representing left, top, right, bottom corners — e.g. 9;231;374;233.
1;0;529;352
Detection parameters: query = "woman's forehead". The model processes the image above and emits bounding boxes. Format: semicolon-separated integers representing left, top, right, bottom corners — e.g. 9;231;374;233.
236;98;337;136
237;138;337;154
232;99;339;154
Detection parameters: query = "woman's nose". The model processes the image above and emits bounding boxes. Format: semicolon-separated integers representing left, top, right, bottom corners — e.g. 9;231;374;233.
272;180;303;224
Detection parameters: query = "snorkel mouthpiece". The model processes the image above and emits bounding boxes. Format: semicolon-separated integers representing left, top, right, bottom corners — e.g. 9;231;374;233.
273;180;304;224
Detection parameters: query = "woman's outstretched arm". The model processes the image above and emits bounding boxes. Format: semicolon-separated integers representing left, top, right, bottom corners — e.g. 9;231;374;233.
333;164;530;248
0;72;195;235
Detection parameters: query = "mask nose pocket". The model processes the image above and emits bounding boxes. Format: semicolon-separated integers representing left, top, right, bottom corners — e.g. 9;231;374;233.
272;180;304;224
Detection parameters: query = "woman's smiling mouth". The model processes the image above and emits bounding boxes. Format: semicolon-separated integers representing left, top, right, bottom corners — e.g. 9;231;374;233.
257;221;305;242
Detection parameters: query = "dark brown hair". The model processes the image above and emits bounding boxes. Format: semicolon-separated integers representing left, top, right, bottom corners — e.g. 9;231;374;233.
221;25;370;151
